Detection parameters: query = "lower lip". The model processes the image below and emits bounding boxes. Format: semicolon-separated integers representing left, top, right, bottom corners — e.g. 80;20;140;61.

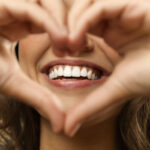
42;74;107;89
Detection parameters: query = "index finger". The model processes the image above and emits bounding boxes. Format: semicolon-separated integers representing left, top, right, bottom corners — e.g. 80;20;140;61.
39;0;67;28
69;1;146;52
64;73;130;137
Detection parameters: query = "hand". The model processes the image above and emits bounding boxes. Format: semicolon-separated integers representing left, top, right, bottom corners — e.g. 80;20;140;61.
64;0;150;136
0;0;67;132
37;0;69;55
68;0;150;51
0;0;67;42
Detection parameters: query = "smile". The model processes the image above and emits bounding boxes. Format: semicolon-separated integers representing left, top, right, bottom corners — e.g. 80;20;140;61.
41;60;109;88
49;65;101;80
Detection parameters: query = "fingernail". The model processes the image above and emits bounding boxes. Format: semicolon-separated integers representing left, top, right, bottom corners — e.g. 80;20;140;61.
70;123;81;137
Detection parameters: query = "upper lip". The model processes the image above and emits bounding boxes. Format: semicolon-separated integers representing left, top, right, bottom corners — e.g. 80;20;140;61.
41;59;110;75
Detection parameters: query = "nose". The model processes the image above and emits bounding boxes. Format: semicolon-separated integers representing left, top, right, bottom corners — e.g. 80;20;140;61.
52;42;94;57
52;36;94;57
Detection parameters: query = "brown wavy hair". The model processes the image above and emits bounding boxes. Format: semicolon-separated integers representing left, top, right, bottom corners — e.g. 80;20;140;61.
0;96;150;150
0;95;40;150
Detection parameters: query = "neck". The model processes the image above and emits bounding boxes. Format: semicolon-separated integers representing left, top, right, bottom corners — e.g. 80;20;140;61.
40;117;120;150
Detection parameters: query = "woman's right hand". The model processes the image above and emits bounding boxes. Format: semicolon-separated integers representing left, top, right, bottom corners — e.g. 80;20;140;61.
65;0;150;136
0;0;67;132
68;0;150;51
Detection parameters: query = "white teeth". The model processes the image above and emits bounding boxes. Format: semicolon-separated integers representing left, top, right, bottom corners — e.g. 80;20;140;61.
57;66;63;76
81;67;87;77
54;69;58;75
87;70;92;79
48;65;99;80
54;69;58;78
49;71;55;79
72;66;80;77
64;66;72;77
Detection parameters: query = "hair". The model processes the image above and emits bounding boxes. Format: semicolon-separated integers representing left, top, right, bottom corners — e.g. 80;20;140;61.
0;45;149;150
0;96;150;150
0;96;40;150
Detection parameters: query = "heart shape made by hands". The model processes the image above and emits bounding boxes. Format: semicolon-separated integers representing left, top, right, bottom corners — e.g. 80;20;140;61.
1;0;150;137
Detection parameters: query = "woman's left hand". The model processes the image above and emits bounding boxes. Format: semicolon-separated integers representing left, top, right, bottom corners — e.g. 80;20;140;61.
64;0;150;137
0;0;68;133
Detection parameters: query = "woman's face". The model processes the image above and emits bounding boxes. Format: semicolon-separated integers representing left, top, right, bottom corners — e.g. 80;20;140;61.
19;33;121;115
18;1;123;128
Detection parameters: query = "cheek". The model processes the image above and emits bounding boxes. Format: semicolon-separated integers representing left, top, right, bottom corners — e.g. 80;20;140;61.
19;33;50;71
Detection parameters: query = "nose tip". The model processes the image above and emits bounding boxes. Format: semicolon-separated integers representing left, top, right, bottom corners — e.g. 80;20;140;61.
52;46;68;57
52;34;94;57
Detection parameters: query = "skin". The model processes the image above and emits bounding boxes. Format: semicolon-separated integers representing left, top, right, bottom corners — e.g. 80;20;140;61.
19;0;150;150
0;0;150;146
0;0;67;132
19;33;122;150
65;0;150;136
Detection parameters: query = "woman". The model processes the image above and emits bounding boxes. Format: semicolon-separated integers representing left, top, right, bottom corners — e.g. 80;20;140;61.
0;0;150;150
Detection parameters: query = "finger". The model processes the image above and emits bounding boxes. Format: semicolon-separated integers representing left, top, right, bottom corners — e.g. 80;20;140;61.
69;1;132;51
0;37;65;132
0;22;44;41
2;70;65;132
38;0;69;55
68;0;92;32
2;0;67;43
67;0;92;52
28;0;68;55
40;0;67;27
64;74;131;137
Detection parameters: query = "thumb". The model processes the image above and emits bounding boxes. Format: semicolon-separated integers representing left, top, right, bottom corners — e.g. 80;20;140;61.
65;75;132;136
1;71;65;133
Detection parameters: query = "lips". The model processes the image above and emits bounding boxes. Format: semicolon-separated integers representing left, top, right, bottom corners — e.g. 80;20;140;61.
41;60;109;88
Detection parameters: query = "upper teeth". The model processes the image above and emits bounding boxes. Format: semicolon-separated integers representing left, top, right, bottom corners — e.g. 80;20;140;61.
48;65;99;80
